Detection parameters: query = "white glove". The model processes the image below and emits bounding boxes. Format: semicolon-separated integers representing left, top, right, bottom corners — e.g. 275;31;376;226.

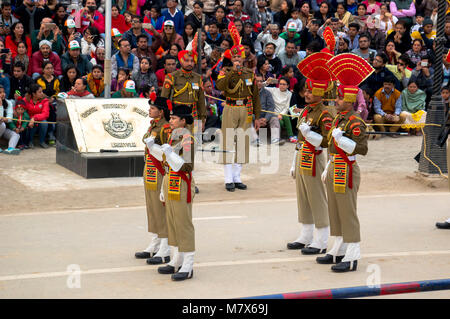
299;123;311;136
159;187;165;202
321;160;331;183
161;144;173;155
332;128;343;142
290;150;298;179
144;136;155;149
337;136;357;154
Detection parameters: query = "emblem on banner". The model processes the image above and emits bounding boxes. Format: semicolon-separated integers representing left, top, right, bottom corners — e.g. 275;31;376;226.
103;113;134;139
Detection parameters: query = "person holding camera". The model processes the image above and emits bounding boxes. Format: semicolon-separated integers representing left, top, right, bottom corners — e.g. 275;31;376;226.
0;2;18;37
76;0;105;35
30;17;63;55
410;55;434;104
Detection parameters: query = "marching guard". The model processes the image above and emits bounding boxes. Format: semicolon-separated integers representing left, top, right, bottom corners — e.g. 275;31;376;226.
317;53;373;272
287;52;334;255
135;94;172;264
215;22;261;192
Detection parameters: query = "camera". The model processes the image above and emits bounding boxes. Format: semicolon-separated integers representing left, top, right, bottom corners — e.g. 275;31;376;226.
421;61;428;67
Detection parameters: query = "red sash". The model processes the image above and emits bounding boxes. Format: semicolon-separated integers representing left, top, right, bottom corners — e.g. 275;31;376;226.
333;141;355;189
303;140;323;177
173;171;193;203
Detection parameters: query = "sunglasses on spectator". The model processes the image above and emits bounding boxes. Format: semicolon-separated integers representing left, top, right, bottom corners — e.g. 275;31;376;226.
165;26;174;29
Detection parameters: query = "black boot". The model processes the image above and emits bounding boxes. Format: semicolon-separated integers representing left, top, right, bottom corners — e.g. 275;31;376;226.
234;182;247;190
286;242;305;250
331;260;358;272
135;251;152;259
157;265;179;274
436;221;450;229
301;247;326;255
146;256;170;265
225;183;235;192
172;270;193;281
316;254;344;264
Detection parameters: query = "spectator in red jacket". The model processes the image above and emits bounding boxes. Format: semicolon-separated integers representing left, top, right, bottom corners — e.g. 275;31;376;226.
76;0;106;35
4;22;32;59
31;40;62;80
111;5;130;34
24;83;50;149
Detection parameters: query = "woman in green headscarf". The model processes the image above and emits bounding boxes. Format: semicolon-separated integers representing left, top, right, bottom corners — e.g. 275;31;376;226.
400;80;427;135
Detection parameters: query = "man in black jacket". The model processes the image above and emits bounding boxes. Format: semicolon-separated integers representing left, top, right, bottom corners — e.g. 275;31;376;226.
9;61;32;100
14;0;52;35
300;19;325;51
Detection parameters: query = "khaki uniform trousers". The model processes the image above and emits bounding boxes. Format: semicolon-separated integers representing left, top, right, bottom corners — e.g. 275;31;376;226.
162;174;196;252
295;150;329;228
373;113;406;132
144;170;168;238
326;161;361;243
219;105;251;164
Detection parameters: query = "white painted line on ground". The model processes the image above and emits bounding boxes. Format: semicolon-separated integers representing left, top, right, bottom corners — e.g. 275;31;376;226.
194;216;246;221
0;250;449;282
1;192;448;218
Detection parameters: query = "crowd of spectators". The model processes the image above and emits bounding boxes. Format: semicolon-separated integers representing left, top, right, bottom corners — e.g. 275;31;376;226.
0;0;450;153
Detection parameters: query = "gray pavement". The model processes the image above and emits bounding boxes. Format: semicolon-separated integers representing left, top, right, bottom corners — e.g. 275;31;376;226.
0;192;450;299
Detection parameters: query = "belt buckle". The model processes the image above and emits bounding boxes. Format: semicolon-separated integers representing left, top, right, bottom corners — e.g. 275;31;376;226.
236;99;244;106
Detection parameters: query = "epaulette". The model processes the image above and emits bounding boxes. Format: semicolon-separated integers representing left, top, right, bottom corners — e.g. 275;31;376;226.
163;123;171;129
350;122;362;130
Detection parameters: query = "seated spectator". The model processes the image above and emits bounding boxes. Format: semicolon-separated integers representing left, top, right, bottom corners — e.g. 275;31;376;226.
0;39;12;75
123;15;153;50
443;56;450;88
143;5;164;33
111;5;129;34
245;0;273;31
352;34;377;62
0;84;19;154
185;1;205;32
76;0;105;34
24;84;50;148
111;67;130;93
410;12;425;34
60;64;80;93
354;88;369;121
31;17;64;56
12;41;30;76
284;8;303;33
67;78;95;99
9;62;31;100
410;17;435;50
279;65;298;92
410;55;434;103
110;28;122;56
298;3;311;31
353;4;369;33
264;77;296;143
384;40;401;65
0;2;19;38
314;2;332;27
86;65;105;97
406;39;428;66
36;61;60;145
242;21;258;44
131;29;162;73
346;0;358;15
111;38;139;80
202;78;222;140
5;22;32;59
14;0;51;35
255;74;280;144
8;100;30;150
62;19;80;49
186;31;212;56
337;37;350;54
206;5;229;30
156;55;177;91
242;40;257;72
376;3;398;33
366;19;386;53
90;46;105;68
386;54;412;89
53;3;69;32
363;0;382;14
256;23;285;56
112;79;138;98
389;0;416;28
31;40;62;80
363;53;400;92
226;0;250;23
262;43;282;76
386;20;412;54
81;26;102;57
256;55;277;87
205;21;223;49
183;22;196;48
61;41;93;77
290;78;306;113
335;2;354;28
132;57;158;94
161;0;185;35
160;20;185;52
345;23;361;51
373;76;404;134
300;19;325;51
400;80;427;134
280;22;301;49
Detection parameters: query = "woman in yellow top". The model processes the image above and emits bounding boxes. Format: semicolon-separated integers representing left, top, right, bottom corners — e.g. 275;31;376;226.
335;3;354;29
36;61;60;146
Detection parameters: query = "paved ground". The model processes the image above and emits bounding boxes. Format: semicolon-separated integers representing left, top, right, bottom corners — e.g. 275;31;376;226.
0;135;449;299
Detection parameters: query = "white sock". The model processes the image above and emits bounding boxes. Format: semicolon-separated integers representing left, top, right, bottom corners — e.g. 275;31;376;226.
168;246;183;269
144;233;160;253
309;226;329;250
179;251;195;274
154;238;170;257
224;164;234;183
293;224;314;245
342;242;361;262
232;163;242;183
327;236;343;256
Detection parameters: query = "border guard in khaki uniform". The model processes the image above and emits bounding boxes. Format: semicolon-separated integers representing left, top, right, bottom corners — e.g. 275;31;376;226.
287;52;334;255
157;104;197;281
135;94;172;263
317;53;373;272
215;22;261;192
